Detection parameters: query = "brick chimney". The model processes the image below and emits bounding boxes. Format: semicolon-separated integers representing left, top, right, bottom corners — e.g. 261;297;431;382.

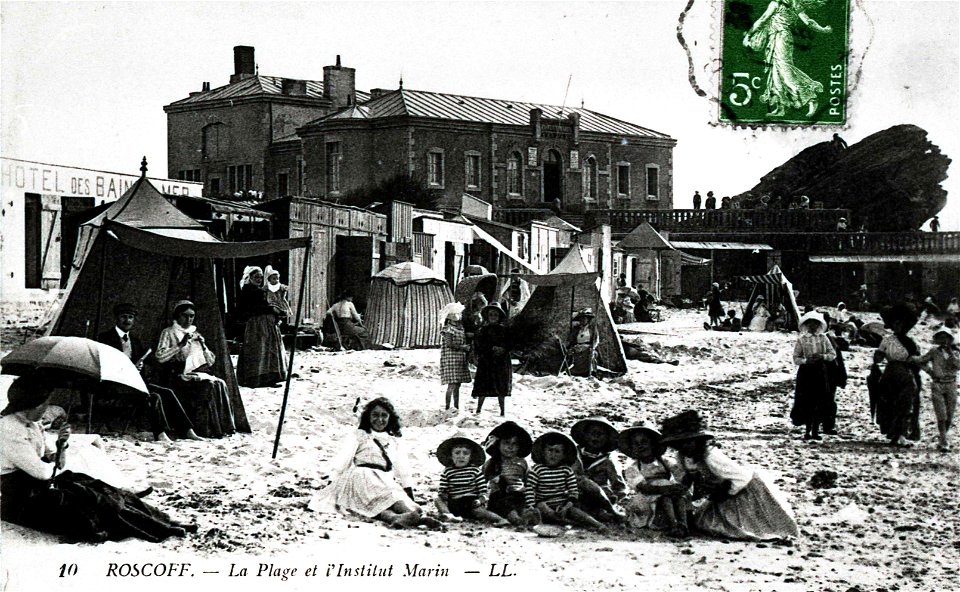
323;55;356;109
202;81;211;92
231;46;255;83
529;108;542;141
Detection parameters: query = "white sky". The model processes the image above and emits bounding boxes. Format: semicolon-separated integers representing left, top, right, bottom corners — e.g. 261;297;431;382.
2;1;958;228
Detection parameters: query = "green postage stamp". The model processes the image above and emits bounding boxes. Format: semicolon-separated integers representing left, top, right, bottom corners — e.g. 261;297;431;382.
719;0;849;125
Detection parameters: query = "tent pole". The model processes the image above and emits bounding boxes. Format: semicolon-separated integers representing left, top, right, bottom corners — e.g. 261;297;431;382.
93;235;108;336
272;239;312;459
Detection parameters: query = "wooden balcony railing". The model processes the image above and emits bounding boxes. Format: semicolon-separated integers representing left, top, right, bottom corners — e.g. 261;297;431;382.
493;208;556;228
667;231;960;255
590;208;852;233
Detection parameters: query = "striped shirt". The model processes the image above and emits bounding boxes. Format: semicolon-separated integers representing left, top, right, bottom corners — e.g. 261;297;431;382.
439;466;487;500
525;464;578;508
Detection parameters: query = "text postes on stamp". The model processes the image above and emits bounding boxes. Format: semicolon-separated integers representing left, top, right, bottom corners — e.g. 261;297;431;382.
719;0;849;125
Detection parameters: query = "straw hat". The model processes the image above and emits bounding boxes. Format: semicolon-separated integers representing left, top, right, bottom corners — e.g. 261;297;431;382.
799;311;826;332
436;435;486;468
483;421;533;457
531;431;578;466
617;423;663;458
0;375;54;417
881;303;918;330
659;410;714;445
570;417;619;453
573;307;595;320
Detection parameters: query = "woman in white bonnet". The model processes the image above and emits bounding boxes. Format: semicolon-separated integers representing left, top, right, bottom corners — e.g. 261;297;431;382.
439;301;471;412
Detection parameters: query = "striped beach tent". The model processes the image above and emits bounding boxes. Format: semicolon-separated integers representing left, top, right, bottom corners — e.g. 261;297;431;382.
366;262;454;348
740;265;801;331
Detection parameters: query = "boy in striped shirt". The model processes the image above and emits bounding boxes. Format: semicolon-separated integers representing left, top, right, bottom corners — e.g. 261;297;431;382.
524;432;605;530
436;436;510;525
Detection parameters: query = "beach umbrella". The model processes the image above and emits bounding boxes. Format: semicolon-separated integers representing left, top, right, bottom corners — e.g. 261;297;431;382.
1;336;148;394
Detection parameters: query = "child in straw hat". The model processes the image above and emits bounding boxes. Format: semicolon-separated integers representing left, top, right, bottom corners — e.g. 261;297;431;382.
916;328;959;451
660;411;799;542
439;302;471;412
618;423;690;536
435;435;509;525
570;417;626;522
482;421;534;526
524;432;604;530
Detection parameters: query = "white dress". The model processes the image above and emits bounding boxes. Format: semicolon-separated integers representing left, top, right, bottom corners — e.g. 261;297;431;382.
311;430;416;518
748;304;771;332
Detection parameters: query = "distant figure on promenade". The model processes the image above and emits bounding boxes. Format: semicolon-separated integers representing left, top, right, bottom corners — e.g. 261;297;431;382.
693;191;702;210
705;192;717;210
930;216;940;232
720;196;731;209
836;217;848;231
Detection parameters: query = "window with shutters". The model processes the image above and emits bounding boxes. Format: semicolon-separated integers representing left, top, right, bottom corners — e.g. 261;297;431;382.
465;152;481;189
201;123;225;159
617;163;630;198
584;156;598;199
326;142;341;194
277;172;289;197
506;152;522;196
228;164;253;195
646;164;660;200
427;149;444;188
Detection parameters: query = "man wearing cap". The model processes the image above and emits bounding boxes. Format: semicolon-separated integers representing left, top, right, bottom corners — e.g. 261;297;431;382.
97;303;200;442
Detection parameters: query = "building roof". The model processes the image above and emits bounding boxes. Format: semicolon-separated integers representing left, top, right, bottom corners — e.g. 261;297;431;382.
316;89;672;139
166;75;371;107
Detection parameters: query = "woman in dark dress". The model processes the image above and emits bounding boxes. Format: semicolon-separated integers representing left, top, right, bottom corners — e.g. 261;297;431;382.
473;303;512;416
706;283;724;328
236;266;287;388
0;375;194;542
875;303;923;447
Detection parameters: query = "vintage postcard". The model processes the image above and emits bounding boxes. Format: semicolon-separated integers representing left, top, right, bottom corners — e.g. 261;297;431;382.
1;2;957;592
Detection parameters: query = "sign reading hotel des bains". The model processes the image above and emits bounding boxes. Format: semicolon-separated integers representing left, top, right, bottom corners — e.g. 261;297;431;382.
1;158;201;199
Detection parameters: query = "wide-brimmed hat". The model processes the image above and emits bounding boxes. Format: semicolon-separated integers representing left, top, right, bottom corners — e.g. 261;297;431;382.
881;303;918;330
531;431;578;466
617;423;663;458
932;328;956;343
483;421;533;457
436;435;486;468
659;410;714;445
799;311;826;332
481;302;507;322
573;307;595;319
0;375;54;416
113;302;138;317
570;417;619;453
439;301;466;320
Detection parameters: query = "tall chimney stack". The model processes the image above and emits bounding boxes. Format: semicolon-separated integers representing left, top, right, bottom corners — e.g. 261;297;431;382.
231;46;256;83
323;55;356;110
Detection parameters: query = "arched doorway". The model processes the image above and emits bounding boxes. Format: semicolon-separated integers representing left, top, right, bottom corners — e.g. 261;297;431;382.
543;149;562;205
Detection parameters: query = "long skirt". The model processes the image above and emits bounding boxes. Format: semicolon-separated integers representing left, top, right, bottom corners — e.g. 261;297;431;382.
876;362;921;441
172;375;236;438
568;344;596;377
313;465;412;518
0;470;192;543
238;314;287;388
336;318;371;350
695;475;799;541
791;361;830;427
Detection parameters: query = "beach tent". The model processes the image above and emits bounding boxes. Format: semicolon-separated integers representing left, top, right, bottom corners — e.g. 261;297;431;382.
739;265;802;331
515;246;627;375
48;168;309;435
366;261;454;348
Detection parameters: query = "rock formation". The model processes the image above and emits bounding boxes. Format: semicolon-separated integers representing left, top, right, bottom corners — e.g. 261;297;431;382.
734;124;950;231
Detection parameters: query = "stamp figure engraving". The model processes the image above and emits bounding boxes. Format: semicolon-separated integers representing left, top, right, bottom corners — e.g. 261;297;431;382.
721;0;849;124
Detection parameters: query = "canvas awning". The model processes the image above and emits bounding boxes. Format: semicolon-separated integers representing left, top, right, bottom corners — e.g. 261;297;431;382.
810;254;958;263
678;252;711;266
469;224;540;274
104;220;310;258
671;241;773;251
374;261;446;285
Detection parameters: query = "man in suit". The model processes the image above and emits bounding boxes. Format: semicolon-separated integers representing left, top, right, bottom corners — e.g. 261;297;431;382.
97;303;201;442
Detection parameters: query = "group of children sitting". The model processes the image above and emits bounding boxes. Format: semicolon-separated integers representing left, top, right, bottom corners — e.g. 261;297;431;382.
433;410;799;541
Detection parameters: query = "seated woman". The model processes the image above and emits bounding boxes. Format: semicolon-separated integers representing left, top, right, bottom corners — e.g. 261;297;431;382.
155;300;236;438
747;296;771;332
311;397;439;529
236;266;287;388
326;292;371;350
0;375;194;543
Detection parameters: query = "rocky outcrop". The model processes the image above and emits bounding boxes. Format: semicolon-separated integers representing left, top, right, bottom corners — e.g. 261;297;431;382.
734;125;950;231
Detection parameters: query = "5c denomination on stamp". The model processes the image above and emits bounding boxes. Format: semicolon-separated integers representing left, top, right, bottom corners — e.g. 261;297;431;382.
719;0;849;125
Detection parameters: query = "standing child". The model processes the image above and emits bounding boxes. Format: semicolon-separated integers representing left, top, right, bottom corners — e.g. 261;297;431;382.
473;303;512;416
618;423;690;537
439;302;471;413
435;435;510;525
916;329;959;451
790;311;837;440
525;432;604;530
660;410;799;542
482;421;534;526
570;417;626;522
867;350;884;423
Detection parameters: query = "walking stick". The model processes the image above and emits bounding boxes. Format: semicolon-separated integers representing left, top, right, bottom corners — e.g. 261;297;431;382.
49;435;68;487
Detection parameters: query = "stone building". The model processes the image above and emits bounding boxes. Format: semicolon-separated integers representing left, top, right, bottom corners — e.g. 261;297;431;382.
165;46;676;216
164;46;366;199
